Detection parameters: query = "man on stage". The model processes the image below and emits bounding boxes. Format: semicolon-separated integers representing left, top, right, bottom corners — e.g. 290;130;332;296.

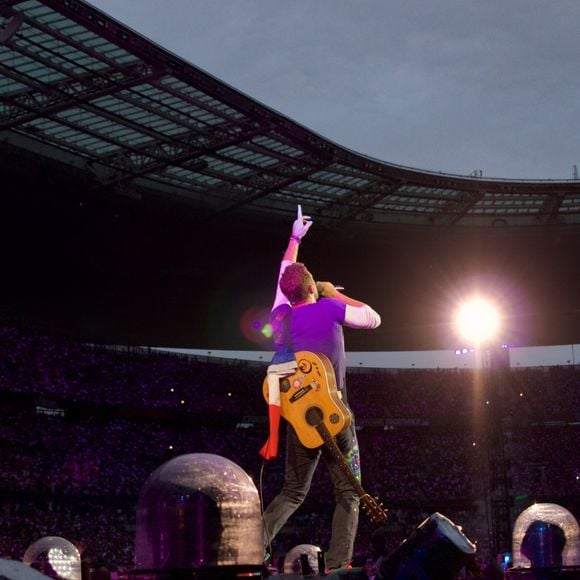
261;206;382;571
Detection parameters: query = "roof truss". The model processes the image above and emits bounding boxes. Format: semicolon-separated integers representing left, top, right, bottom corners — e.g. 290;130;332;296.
1;0;580;228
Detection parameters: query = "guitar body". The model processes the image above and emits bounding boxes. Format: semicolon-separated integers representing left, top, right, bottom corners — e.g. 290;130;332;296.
262;351;351;448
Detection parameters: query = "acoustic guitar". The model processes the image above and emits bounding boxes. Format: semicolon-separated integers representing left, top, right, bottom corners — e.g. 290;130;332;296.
263;351;388;525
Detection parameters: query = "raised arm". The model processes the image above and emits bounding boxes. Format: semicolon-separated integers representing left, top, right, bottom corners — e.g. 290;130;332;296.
272;205;312;310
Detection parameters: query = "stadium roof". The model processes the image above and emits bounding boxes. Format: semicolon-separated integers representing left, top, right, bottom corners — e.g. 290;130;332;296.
2;0;580;228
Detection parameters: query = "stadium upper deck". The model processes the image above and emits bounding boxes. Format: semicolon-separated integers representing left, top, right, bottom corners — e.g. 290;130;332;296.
2;0;580;229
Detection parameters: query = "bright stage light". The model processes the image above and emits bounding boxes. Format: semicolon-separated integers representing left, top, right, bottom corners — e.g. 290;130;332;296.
455;297;500;345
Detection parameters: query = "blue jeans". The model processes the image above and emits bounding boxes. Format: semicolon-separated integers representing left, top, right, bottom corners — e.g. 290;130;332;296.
262;420;361;569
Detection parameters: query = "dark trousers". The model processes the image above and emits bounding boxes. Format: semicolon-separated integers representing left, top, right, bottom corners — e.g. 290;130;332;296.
262;420;361;569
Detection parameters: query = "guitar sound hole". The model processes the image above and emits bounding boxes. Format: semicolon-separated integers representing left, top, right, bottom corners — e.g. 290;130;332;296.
305;406;324;427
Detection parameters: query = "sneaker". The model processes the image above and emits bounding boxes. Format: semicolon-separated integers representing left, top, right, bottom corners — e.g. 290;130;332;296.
262;550;278;575
325;560;353;573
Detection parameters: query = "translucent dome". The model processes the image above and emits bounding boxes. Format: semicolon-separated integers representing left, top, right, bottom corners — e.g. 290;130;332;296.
135;453;262;573
513;503;580;568
283;544;322;574
23;536;81;580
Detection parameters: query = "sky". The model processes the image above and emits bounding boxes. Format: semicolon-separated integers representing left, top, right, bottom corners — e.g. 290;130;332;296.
87;0;580;181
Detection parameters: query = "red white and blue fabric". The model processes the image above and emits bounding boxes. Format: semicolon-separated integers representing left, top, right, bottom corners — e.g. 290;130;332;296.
259;348;297;460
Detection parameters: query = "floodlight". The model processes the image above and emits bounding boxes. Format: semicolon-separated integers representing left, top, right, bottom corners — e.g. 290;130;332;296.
455;297;500;345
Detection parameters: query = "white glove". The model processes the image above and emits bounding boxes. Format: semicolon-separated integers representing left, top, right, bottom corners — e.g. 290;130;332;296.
291;204;313;241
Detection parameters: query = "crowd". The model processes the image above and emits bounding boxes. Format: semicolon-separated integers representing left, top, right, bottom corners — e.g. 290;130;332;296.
5;327;578;424
1;326;579;575
509;426;580;500
0;497;134;568
0;327;263;415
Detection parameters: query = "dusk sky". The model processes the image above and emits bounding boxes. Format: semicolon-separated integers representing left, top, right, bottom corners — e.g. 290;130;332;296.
88;0;580;181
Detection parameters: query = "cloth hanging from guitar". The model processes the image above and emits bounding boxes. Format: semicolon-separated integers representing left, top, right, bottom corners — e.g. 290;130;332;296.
260;303;297;460
259;346;297;460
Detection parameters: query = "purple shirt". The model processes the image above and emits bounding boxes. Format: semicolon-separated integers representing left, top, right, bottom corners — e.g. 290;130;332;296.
271;299;347;391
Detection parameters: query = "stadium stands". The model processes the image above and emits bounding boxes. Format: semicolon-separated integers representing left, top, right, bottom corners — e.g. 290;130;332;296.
1;326;579;574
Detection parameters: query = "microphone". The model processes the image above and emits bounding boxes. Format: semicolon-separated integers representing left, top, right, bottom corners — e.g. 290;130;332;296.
316;283;345;296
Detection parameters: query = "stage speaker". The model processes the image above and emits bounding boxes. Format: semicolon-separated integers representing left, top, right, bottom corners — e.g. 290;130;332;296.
377;512;476;579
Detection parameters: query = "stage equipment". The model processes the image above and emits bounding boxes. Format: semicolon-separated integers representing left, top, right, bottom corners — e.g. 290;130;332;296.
509;502;580;576
133;453;262;578
23;537;81;580
377;512;476;579
0;559;52;580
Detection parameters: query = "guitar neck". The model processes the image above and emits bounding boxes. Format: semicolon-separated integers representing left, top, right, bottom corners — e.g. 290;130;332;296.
314;418;388;525
315;421;367;499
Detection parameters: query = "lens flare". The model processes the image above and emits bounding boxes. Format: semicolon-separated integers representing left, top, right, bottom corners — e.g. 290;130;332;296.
240;306;271;344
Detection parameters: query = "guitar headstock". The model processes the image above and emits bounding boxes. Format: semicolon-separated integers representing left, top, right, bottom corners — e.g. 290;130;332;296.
361;495;389;525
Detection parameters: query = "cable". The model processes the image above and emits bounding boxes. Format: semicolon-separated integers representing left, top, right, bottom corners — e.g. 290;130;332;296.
258;459;273;564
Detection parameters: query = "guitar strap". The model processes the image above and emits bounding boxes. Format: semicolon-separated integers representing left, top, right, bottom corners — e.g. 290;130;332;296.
259;306;297;460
